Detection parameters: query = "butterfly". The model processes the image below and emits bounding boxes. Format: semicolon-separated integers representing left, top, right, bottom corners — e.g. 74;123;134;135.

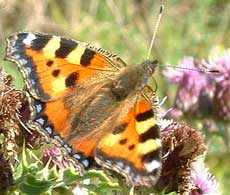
5;32;162;187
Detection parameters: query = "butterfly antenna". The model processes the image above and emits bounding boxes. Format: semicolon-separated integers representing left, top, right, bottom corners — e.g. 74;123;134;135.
159;64;220;74
147;5;164;59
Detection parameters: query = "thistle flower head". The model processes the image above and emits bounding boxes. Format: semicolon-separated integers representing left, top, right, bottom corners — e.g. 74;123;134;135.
208;48;230;120
208;48;230;83
190;161;220;195
157;121;207;194
164;57;215;115
42;146;74;169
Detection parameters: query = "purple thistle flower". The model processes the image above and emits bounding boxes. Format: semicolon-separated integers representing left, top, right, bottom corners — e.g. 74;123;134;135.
163;57;215;116
208;49;230;120
209;49;230;83
190;161;219;195
42;146;73;169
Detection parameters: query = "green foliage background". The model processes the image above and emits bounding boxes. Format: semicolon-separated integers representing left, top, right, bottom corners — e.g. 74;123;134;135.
0;0;229;194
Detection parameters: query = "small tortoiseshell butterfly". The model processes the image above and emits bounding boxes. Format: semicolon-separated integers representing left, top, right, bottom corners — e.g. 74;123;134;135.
5;32;162;187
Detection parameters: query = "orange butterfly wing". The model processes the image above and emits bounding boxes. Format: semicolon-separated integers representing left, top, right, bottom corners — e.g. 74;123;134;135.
6;32;126;100
95;98;161;186
5;32;126;168
5;32;124;141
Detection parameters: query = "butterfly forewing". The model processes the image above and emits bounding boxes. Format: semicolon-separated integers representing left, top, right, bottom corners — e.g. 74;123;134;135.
5;32;125;101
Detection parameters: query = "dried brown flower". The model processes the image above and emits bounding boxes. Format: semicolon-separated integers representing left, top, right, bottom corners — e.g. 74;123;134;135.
0;68;24;163
19;100;46;149
0;151;13;194
0;68;45;156
157;121;207;194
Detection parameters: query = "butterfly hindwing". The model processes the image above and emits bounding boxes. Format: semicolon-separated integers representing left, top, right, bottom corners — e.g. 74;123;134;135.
95;97;161;186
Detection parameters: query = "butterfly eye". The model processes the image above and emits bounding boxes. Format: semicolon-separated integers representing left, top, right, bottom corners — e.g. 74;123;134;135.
142;60;158;77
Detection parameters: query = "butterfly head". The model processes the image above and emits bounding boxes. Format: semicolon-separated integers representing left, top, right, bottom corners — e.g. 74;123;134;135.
142;60;158;77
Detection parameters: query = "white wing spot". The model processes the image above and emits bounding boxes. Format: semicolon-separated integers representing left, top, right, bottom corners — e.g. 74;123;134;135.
35;103;43;113
35;117;45;125
82;160;89;168
19;59;28;65
144;160;161;172
45;126;53;134
23;33;36;45
73;153;81;160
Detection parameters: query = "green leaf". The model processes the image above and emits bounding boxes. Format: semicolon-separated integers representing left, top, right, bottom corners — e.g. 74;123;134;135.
18;176;54;195
83;169;111;182
62;168;81;184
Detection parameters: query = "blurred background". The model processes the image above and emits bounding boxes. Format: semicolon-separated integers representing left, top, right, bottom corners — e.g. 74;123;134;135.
0;0;229;194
